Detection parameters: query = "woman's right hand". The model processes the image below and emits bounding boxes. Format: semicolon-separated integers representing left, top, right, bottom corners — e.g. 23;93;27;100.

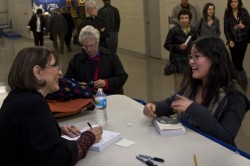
180;43;188;50
143;103;157;118
90;126;103;143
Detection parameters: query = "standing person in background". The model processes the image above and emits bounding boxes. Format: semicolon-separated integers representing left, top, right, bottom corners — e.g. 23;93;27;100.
0;46;103;165
47;9;68;54
169;0;198;26
164;9;198;74
224;0;250;91
61;6;75;52
98;0;120;54
27;8;45;46
195;3;220;37
82;0;109;49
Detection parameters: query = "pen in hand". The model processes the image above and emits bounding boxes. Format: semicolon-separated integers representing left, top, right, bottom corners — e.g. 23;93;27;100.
87;122;92;129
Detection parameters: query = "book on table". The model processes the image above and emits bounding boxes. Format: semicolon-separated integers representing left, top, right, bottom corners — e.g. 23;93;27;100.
153;116;186;136
62;127;121;152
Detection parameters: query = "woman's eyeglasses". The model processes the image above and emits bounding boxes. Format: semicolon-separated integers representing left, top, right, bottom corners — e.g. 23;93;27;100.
82;43;97;50
46;65;61;71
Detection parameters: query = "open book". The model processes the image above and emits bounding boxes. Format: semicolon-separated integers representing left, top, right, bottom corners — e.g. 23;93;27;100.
153;116;186;136
62;127;121;152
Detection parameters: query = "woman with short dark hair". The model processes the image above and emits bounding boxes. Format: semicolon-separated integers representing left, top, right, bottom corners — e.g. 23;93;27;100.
0;46;103;165
164;9;198;74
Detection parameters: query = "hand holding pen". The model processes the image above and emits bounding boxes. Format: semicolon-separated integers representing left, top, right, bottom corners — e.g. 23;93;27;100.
87;122;103;143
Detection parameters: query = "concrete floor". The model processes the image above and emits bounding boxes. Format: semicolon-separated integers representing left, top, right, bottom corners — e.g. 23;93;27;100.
0;36;249;154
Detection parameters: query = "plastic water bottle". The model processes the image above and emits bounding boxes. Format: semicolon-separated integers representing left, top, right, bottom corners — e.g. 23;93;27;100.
95;88;107;125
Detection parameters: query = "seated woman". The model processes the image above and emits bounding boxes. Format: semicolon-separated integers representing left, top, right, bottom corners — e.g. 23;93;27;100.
0;46;103;165
64;25;128;94
144;36;249;146
164;9;198;74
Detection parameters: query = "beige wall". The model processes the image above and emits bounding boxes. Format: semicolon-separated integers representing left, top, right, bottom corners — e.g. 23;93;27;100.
96;0;146;55
0;0;7;10
5;0;32;39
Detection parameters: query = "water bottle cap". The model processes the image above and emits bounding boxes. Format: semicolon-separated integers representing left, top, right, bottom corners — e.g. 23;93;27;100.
98;88;103;91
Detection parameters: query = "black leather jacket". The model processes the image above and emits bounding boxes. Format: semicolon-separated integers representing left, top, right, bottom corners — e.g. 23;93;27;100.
224;7;250;44
98;3;120;32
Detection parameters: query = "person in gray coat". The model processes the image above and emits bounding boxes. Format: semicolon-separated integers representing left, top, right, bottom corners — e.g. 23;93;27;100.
47;9;68;54
195;3;220;37
169;0;198;26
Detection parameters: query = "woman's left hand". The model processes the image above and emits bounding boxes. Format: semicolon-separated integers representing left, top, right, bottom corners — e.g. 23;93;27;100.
61;125;81;138
171;94;193;112
234;21;245;30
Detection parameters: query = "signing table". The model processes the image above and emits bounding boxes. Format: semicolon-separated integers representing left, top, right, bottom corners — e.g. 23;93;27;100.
58;95;250;166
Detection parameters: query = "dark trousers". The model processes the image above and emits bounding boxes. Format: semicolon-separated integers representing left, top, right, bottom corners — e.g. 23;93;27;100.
33;32;44;46
64;29;73;46
109;32;118;54
229;43;248;71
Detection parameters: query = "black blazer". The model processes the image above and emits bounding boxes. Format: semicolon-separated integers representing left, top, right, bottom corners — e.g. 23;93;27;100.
28;14;45;33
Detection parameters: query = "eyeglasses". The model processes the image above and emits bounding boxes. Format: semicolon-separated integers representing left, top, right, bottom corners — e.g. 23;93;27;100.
46;64;61;71
88;7;96;10
188;53;203;61
82;43;97;49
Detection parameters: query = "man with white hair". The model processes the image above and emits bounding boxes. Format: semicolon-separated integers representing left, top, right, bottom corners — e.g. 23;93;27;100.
82;0;109;49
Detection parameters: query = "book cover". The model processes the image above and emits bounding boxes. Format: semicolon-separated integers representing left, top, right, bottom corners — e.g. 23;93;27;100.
62;128;121;152
153;116;186;136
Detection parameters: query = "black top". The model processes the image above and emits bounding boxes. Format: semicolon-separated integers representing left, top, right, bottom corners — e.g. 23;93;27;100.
64;47;128;94
82;16;109;47
0;90;78;166
28;14;45;33
224;7;250;44
155;88;249;145
164;24;198;56
98;3;120;32
62;13;75;33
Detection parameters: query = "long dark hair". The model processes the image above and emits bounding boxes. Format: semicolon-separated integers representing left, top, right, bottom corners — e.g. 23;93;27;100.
8;46;59;91
225;0;243;16
182;36;242;106
203;3;215;21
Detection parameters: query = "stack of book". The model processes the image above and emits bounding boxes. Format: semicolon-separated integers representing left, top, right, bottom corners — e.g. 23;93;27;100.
153;116;186;136
62;127;121;152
